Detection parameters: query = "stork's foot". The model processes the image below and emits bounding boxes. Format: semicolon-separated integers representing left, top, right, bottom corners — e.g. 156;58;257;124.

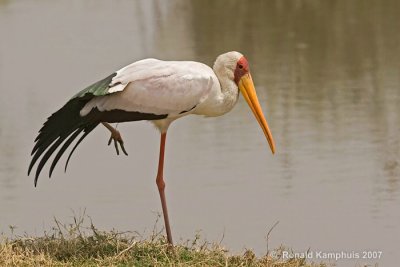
107;129;128;156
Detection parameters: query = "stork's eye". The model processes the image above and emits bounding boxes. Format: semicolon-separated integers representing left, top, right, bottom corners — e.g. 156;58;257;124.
238;64;243;69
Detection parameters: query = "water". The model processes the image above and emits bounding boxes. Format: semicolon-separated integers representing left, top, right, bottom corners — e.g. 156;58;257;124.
1;1;399;266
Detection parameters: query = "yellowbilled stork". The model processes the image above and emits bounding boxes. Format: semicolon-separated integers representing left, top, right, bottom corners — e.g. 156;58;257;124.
28;51;276;245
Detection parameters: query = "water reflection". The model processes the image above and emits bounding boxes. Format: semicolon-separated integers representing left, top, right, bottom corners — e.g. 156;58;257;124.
0;1;399;266
190;0;400;201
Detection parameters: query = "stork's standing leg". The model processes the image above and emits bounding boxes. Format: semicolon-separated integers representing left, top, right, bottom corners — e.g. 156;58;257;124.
101;122;128;155
156;132;173;245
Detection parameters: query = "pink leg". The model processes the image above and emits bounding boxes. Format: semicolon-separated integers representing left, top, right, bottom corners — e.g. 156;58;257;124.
156;132;173;245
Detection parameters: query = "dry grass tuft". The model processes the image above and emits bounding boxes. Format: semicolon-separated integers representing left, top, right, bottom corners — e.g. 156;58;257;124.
0;214;330;267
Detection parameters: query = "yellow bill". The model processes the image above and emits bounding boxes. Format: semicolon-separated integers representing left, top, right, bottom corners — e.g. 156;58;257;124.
238;74;276;154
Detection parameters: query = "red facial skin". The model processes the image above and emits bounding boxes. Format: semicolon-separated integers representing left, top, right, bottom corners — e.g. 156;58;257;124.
234;56;250;85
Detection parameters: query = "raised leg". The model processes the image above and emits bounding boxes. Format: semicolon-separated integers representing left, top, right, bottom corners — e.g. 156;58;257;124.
156;132;173;245
101;122;128;155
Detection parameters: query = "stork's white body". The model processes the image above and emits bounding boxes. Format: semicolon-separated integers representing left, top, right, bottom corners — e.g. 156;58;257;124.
80;54;242;132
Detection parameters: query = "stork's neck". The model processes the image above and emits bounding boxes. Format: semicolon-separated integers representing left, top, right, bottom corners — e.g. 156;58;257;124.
194;62;239;117
214;68;239;115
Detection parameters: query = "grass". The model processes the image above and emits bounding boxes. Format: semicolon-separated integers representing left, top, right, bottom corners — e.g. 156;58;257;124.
0;215;330;267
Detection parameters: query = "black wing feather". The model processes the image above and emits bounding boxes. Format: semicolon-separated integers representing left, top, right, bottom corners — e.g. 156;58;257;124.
49;128;84;178
29;72;169;186
29;74;117;185
64;123;98;173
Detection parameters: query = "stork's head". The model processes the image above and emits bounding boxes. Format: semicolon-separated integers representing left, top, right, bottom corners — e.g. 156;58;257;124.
214;51;276;154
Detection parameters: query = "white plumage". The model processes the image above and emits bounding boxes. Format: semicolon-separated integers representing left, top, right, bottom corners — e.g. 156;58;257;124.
82;59;217;117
